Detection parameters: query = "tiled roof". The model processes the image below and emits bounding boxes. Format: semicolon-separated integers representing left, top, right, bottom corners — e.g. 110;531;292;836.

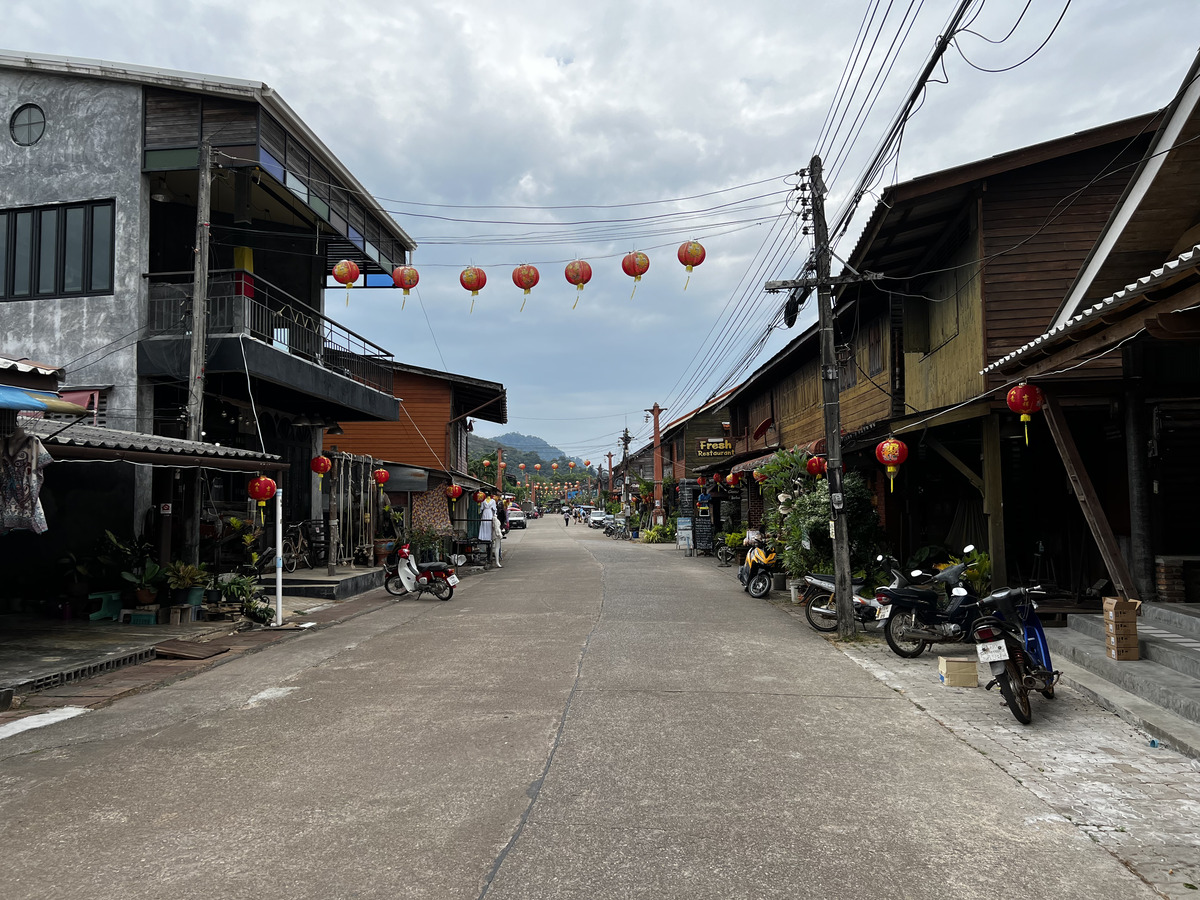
26;420;280;463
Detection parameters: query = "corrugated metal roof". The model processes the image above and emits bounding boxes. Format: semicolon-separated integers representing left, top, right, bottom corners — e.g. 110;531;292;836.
25;420;280;463
0;356;64;377
981;242;1200;375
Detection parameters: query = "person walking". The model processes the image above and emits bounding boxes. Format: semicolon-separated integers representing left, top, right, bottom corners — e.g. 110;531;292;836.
563;508;570;527
494;500;507;567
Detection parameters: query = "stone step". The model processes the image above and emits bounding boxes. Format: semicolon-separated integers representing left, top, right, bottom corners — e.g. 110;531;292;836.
1043;627;1200;726
1069;612;1200;681
1140;601;1200;637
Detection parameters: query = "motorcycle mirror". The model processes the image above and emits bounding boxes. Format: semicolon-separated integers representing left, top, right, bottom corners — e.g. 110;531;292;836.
963;544;975;554
876;554;884;562
911;569;923;579
951;586;968;597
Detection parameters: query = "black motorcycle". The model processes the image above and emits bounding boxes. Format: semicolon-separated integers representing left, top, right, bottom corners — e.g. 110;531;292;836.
876;555;978;658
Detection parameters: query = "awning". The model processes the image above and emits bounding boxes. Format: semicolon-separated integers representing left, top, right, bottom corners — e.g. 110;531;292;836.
0;385;89;416
732;451;780;475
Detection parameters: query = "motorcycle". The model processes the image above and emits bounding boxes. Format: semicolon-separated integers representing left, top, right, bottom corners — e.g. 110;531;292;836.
738;538;777;598
876;551;980;658
972;586;1059;724
384;543;458;601
804;556;933;634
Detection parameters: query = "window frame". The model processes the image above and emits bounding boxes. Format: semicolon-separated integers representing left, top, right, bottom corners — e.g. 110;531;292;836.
0;200;115;300
10;103;46;146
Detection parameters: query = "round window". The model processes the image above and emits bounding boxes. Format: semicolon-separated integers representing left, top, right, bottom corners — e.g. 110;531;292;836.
11;104;46;146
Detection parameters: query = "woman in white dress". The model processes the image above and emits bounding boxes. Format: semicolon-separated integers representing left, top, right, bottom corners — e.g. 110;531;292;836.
479;495;500;568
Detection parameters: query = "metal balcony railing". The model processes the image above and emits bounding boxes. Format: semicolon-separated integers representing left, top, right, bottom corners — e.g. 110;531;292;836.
148;270;393;395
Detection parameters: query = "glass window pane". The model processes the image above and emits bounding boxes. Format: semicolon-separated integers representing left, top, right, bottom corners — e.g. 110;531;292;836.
12;211;33;296
37;208;58;294
89;203;113;292
0;215;7;297
63;207;85;292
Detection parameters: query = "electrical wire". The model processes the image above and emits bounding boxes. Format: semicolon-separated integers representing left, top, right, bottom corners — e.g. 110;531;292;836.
952;0;1071;74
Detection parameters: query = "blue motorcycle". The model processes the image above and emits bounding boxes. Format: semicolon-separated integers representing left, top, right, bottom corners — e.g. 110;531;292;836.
971;586;1060;724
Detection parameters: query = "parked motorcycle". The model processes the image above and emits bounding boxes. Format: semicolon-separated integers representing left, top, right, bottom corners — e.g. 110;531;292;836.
804;556;932;634
738;538;777;598
876;552;979;658
384;543;458;601
972;586;1059;724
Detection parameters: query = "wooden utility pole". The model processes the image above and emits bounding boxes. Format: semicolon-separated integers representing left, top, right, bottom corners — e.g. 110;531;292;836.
185;140;213;566
496;447;504;491
647;403;666;524
606;452;615;495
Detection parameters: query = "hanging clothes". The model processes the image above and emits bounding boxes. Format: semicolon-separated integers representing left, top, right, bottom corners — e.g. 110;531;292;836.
0;428;52;535
478;496;497;543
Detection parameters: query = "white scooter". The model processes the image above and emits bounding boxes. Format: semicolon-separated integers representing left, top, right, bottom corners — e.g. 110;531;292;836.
383;543;458;601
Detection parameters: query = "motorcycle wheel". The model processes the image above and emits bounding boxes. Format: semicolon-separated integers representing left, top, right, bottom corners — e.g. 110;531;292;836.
384;574;406;597
804;592;839;633
1041;685;1056;700
748;571;771;598
716;545;735;565
884;610;927;658
430;580;453;601
997;658;1033;724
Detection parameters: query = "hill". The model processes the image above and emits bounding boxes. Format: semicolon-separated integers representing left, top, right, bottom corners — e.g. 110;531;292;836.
488;432;565;459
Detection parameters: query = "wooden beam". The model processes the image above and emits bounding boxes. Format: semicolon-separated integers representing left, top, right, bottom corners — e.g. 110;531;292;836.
981;415;1006;587
925;437;984;494
1042;395;1139;600
890;400;992;436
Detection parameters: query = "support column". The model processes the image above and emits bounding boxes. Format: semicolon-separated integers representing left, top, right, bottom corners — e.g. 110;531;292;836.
981;414;1007;588
1124;346;1156;600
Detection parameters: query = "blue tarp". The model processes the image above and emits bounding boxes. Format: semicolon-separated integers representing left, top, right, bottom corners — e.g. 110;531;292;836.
0;385;88;415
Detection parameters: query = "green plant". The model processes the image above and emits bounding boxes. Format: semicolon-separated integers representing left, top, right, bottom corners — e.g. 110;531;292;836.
409;526;447;554
242;596;275;625
121;560;165;592
220;574;257;603
725;531;746;549
164;561;208;590
949;547;992;595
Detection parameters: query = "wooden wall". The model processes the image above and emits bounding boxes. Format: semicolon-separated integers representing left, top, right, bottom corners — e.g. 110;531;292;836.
323;372;452;468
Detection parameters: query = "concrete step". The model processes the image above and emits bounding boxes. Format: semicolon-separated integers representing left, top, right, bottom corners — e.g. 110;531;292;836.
1140;601;1200;637
278;568;384;600
1044;627;1200;726
1069;612;1200;681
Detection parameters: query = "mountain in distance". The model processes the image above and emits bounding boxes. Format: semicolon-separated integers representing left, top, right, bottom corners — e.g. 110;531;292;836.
487;432;566;460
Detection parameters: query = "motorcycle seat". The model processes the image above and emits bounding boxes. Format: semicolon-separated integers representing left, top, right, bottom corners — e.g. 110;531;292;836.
418;561;451;572
880;586;939;602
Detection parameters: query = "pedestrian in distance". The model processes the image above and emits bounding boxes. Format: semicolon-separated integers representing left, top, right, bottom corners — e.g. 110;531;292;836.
563;508;570;526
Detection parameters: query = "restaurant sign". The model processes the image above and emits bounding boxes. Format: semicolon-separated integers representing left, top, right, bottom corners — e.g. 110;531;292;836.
696;438;733;458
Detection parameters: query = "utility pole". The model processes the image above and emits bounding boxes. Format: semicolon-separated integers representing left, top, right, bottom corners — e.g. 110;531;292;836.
646;403;666;525
495;447;504;492
619;429;632;512
327;449;339;576
185;140;212;566
765;156;867;638
606;452;615;497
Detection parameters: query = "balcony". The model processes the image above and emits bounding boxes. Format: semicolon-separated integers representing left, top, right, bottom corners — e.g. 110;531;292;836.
143;270;397;421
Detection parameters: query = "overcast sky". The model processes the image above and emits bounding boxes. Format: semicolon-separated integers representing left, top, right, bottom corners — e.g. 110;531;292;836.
10;1;1199;460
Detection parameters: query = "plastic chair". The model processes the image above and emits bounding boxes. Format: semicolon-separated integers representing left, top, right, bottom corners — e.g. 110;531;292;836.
88;591;123;622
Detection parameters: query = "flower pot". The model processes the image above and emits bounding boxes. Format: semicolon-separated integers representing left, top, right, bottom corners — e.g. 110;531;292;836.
206;588;223;605
134;588;157;605
186;586;205;606
171;587;189;605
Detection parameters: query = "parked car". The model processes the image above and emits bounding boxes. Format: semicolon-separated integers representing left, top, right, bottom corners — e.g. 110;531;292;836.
588;510;607;528
507;507;527;528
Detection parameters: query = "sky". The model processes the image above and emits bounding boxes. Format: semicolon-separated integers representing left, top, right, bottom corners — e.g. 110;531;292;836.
9;1;1200;462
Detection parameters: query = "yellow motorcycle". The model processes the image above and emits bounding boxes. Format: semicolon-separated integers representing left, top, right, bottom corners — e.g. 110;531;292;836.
738;539;777;598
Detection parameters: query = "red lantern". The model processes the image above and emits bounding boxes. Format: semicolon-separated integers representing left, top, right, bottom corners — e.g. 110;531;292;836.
512;264;540;312
875;438;909;493
726;473;740;487
310;455;331;487
460;266;487;313
534;464;541;472
248;475;276;523
499;461;507;470
519;463;526;471
373;469;390;496
392;265;419;309
696;475;706;487
482;460;491;468
474;490;487;503
752;469;768;483
622;251;650;298
1006;383;1045;446
552;463;558;471
568;461;576;470
333;259;359;306
565;260;593;309
445;484;464;500
677;240;706;290
806;456;827;479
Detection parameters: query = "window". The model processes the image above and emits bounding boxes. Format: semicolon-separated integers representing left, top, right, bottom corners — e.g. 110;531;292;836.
10;104;46;146
0;200;115;300
868;321;883;376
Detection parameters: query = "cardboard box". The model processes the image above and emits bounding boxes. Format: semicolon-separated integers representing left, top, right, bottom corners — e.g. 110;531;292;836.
1106;644;1140;661
1102;597;1142;623
1105;619;1139;638
938;656;977;688
1105;632;1138;651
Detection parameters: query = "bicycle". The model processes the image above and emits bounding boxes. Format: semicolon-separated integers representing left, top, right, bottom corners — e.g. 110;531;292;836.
716;544;736;566
281;522;311;573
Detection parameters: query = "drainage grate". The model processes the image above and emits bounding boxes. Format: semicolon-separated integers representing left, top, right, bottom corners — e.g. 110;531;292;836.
16;648;157;694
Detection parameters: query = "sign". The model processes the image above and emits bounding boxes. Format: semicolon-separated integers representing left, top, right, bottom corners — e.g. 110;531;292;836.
159;503;172;515
383;465;428;492
696;438;733;458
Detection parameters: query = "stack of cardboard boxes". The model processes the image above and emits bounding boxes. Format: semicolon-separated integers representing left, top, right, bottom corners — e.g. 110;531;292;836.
1103;596;1141;660
938;656;978;687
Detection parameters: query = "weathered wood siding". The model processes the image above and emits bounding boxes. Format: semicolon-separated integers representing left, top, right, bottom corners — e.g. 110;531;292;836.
904;233;985;411
981;143;1145;385
326;373;452;468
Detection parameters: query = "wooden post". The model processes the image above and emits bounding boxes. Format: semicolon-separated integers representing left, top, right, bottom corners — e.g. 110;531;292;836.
981;414;1007;588
1043;395;1139;600
1124;346;1156;600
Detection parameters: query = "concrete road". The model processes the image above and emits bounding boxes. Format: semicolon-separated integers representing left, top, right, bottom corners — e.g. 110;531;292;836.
0;520;1155;899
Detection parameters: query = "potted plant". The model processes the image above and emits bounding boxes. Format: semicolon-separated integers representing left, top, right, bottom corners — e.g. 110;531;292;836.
220;573;256;606
241;595;275;626
164;561;208;605
204;572;224;605
121;560;165;605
